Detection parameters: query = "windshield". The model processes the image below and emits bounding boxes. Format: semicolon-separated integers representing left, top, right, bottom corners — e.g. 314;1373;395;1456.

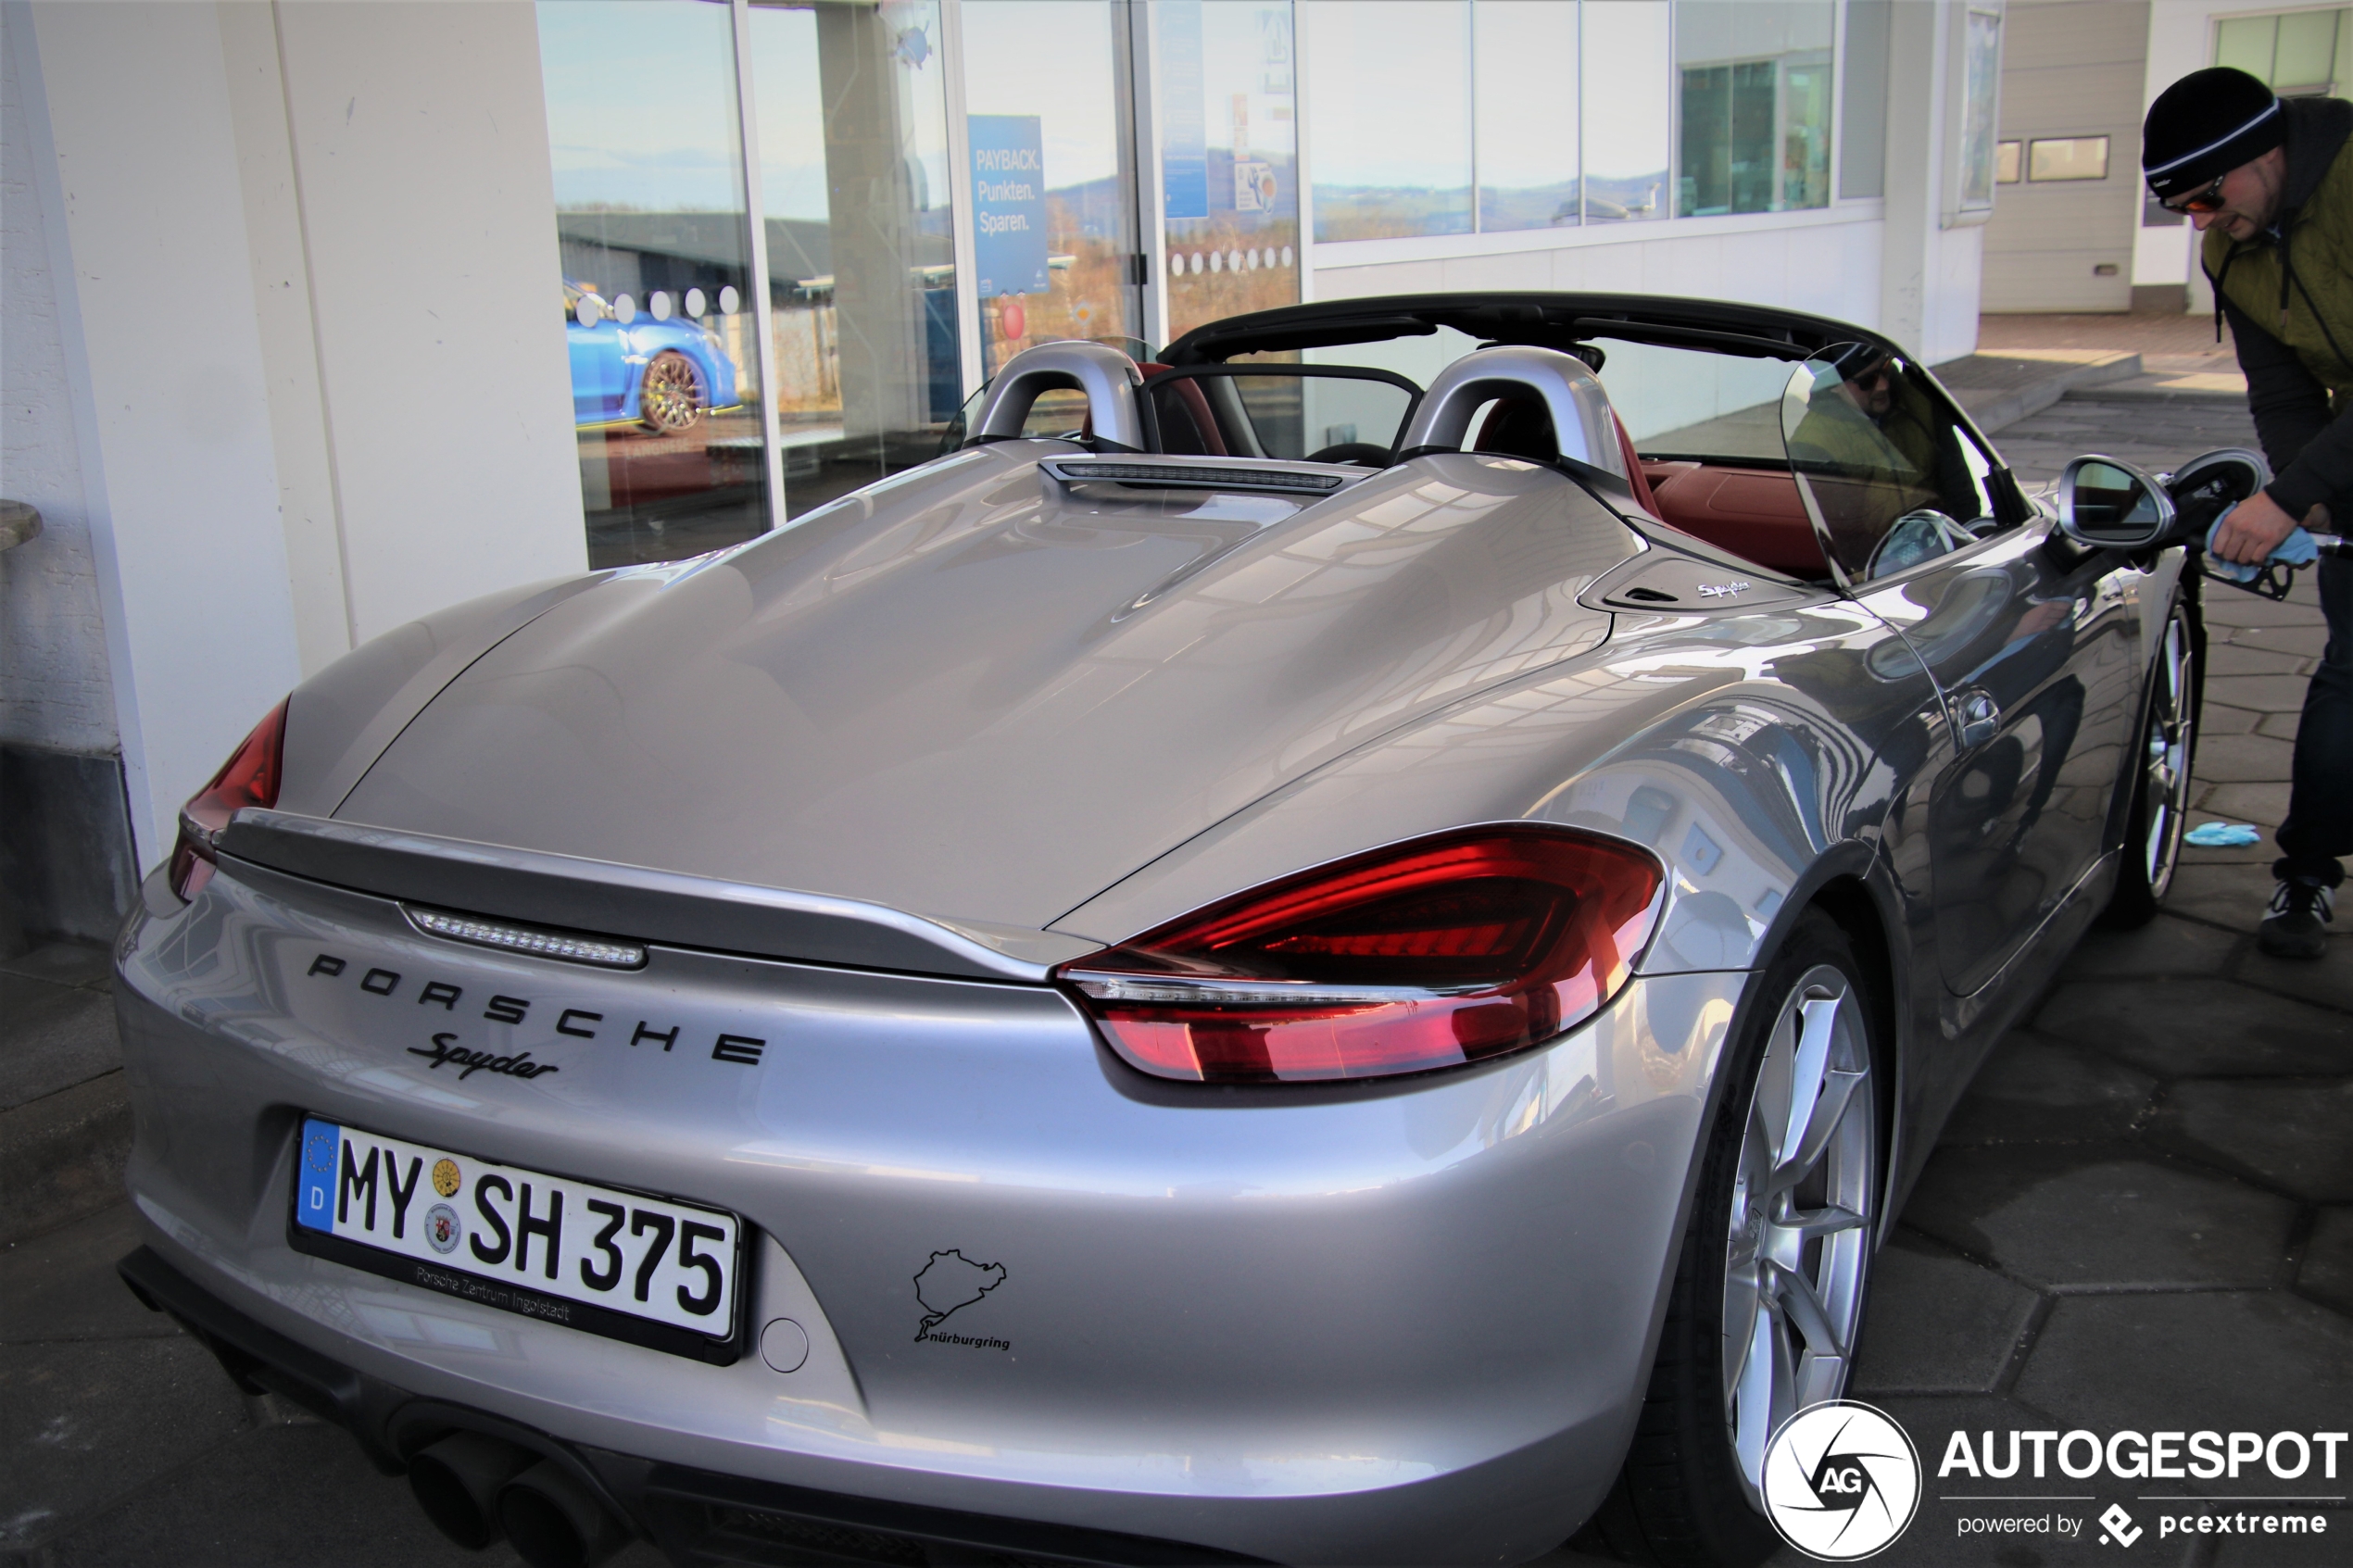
1147;368;1417;461
1781;346;2006;582
1592;338;1796;465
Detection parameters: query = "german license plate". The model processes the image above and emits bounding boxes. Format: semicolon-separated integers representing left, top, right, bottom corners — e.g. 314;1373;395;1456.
290;1117;742;1362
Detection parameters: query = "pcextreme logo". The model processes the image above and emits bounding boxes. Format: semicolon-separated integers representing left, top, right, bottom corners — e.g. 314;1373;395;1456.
1762;1401;1923;1561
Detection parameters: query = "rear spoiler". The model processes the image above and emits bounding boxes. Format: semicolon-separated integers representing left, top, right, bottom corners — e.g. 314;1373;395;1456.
218;810;1092;983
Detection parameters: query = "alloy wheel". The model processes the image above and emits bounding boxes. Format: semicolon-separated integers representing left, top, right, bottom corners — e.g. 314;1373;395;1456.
640;352;707;433
1721;965;1875;1507
2142;608;2196;897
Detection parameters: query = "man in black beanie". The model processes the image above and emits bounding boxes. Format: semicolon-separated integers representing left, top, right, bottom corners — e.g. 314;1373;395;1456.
2145;66;2353;958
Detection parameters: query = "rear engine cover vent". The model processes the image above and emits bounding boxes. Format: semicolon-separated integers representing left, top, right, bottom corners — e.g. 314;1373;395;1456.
1046;458;1352;495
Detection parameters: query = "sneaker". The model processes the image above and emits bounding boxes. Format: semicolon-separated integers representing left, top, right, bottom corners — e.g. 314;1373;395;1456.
2260;877;2335;960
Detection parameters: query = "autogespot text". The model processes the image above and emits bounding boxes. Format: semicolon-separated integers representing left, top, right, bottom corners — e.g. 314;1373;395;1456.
1938;1428;2348;1481
1934;1427;2347;1549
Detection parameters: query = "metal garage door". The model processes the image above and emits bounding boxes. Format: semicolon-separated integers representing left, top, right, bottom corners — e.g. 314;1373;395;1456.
1982;0;2146;312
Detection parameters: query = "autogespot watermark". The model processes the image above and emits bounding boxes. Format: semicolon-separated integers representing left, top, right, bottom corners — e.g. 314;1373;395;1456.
1759;1406;2348;1560
1761;1401;1923;1561
1931;1423;2347;1551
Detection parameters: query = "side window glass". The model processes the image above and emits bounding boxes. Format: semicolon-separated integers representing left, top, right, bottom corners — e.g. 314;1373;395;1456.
1780;345;2007;583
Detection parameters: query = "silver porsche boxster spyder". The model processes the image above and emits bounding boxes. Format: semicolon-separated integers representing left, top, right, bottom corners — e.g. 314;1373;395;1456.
113;294;2244;1568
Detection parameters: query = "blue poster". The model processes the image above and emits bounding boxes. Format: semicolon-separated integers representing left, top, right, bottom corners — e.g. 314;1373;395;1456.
1160;0;1208;220
970;115;1049;298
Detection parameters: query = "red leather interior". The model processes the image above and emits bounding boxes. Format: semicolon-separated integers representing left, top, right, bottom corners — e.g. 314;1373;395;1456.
1469;402;1668;521
1642;462;1830;579
1138;363;1228;457
1615;416;1660;517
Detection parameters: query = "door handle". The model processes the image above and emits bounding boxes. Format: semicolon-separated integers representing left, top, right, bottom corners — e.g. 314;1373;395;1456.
1954;688;2001;749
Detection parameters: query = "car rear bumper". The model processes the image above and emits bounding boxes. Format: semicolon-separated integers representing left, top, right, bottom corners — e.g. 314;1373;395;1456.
115;857;1749;1565
118;1242;1262;1566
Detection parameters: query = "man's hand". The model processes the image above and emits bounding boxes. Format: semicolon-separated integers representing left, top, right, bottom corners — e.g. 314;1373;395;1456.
2210;490;2304;563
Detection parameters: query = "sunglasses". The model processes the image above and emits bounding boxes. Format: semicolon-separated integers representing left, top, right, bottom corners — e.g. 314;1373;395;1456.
2162;174;2229;215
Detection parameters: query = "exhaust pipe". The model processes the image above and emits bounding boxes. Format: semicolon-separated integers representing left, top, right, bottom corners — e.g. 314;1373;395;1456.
498;1459;628;1568
408;1431;536;1549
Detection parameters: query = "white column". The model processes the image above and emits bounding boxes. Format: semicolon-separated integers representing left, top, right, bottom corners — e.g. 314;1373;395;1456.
268;0;585;646
1881;1;1995;363
940;0;985;396
13;0;304;868
733;0;788;528
1127;0;1170;352
216;0;354;677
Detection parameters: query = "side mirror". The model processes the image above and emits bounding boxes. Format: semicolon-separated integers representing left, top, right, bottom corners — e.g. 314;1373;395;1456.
2055;455;2174;549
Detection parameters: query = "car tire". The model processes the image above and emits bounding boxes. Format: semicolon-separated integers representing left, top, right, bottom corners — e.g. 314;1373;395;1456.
638;350;708;434
2101;594;2201;930
1577;909;1883;1568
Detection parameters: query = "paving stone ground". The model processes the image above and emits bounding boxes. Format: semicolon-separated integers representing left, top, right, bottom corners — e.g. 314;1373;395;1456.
5;389;2347;1567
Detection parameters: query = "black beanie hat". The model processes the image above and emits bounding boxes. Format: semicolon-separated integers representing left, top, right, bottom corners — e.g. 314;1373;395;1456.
2143;67;2284;199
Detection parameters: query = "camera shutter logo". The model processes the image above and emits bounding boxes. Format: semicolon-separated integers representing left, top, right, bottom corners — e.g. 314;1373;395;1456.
1760;1400;1922;1561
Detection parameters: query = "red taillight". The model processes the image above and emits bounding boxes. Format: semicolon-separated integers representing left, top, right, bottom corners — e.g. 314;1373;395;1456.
166;700;288;901
1053;826;1665;1084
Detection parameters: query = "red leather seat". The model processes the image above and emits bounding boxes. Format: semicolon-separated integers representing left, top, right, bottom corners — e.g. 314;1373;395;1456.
1642;463;1829;579
1468;398;1666;519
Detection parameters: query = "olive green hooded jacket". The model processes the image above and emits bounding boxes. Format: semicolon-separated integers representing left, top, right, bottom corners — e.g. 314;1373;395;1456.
2205;95;2353;519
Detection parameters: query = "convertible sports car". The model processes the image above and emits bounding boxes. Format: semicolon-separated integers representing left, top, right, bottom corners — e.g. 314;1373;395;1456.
115;293;2243;1568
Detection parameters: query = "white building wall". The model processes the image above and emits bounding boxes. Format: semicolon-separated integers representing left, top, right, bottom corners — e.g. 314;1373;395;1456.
218;0;352;679
2136;0;2221;296
0;19;114;757
1312;207;1888;331
267;2;585;648
4;0;585;878
12;0;304;868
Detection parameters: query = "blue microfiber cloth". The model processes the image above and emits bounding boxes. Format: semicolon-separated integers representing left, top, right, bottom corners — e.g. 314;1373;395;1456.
2206;504;2320;583
2184;822;2262;847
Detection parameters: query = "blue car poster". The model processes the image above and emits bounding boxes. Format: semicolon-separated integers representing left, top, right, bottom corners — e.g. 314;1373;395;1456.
971;114;1049;298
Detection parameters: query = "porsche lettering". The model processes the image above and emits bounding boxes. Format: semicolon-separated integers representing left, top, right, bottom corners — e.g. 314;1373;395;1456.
305;951;765;1067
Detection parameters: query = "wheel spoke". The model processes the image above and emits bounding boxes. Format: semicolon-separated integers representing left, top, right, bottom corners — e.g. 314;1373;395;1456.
1793;1348;1848;1411
1773;991;1845;1176
1731;1303;1777;1486
1768;1261;1847;1360
1773;1067;1866;1191
1781;1203;1867;1242
1754;1017;1795;1168
1722;1264;1760;1407
1767;1303;1798;1449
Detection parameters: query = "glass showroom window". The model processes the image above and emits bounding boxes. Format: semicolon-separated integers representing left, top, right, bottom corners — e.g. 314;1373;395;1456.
539;0;768;569
1674;0;1833;218
749;0;960;520
1304;1;1473;240
1838;0;1889;198
1160;0;1301;345
1473;0;1579;232
963;0;1144;375
1581;0;1669;222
